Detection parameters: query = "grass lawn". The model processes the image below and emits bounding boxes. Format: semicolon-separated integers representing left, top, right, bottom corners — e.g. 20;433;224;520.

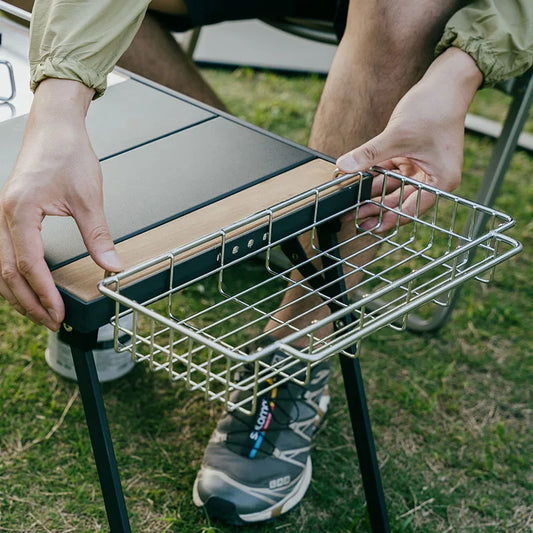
0;67;531;532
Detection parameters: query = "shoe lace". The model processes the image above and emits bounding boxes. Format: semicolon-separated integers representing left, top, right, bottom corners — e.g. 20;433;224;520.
225;355;318;459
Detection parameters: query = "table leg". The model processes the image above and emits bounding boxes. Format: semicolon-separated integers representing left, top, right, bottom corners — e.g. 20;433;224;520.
316;225;390;532
70;343;131;533
339;354;390;532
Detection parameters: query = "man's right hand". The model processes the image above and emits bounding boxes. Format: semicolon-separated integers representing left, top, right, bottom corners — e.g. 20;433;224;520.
0;79;123;331
336;47;483;233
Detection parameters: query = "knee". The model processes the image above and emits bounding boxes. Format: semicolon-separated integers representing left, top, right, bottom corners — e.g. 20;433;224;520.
342;0;461;64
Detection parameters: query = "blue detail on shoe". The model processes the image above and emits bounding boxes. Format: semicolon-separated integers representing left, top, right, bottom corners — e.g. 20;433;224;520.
249;433;264;458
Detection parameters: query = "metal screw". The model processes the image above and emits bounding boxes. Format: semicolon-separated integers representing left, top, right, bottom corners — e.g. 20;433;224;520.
247;239;254;248
334;320;345;330
232;246;239;254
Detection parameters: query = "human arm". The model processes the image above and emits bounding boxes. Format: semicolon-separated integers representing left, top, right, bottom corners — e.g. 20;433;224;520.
435;0;533;87
0;79;124;330
0;0;150;329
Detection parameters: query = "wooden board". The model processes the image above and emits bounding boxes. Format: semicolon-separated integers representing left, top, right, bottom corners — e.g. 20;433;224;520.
54;158;336;303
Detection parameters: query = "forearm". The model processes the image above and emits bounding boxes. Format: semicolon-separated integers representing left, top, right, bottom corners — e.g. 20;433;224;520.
19;79;94;169
422;46;483;115
29;0;151;98
2;2;146;329
28;78;93;126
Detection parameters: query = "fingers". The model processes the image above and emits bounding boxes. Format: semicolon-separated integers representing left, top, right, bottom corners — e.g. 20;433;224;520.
0;213;63;330
73;203;123;273
0;274;26;316
336;130;399;173
341;158;430;224
0;186;121;330
357;187;436;233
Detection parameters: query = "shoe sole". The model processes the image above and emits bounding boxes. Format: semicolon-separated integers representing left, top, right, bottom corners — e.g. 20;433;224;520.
193;456;313;524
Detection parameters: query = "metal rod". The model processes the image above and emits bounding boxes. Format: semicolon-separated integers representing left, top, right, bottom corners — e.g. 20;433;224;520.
70;342;131;533
317;224;390;532
0;0;31;22
0;59;15;102
340;356;390;532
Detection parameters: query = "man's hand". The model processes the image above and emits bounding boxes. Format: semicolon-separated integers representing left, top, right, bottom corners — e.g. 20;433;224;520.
0;79;123;330
336;47;483;232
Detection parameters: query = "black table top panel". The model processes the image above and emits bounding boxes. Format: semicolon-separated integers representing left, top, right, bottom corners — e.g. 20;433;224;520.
0;79;214;182
86;79;215;159
42;116;313;268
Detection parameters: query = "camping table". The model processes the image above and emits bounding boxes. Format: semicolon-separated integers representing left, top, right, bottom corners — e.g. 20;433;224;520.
0;58;521;532
0;71;385;530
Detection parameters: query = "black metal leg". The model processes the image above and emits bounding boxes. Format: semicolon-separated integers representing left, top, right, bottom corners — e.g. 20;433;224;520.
315;225;390;532
339;354;390;532
70;343;131;533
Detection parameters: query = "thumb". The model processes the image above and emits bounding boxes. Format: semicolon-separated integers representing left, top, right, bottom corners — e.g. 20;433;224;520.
336;131;397;173
74;206;123;272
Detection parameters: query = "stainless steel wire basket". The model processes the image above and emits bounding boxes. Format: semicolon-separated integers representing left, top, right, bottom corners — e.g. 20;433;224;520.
99;168;521;414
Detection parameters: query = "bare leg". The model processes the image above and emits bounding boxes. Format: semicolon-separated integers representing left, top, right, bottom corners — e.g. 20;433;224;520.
267;0;464;343
118;9;225;110
309;0;464;156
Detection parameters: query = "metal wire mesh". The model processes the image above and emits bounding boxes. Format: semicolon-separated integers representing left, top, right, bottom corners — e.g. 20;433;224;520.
99;168;521;413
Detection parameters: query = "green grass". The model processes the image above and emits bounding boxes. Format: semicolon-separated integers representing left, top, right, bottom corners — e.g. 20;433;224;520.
0;67;532;532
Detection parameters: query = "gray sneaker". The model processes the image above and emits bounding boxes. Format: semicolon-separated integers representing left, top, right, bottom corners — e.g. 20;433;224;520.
192;343;330;525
